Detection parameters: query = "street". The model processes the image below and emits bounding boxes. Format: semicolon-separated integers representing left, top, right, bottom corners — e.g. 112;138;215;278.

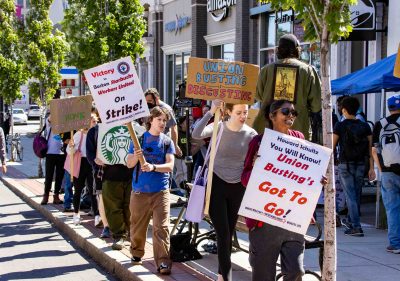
0;181;117;281
12;119;40;136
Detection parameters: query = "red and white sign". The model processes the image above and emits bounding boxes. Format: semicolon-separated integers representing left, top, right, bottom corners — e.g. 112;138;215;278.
238;129;332;235
83;56;150;126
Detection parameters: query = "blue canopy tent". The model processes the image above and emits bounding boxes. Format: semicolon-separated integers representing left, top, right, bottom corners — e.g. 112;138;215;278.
331;54;400;96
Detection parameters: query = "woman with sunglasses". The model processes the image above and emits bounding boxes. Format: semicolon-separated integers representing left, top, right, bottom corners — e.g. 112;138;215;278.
192;100;257;281
241;100;306;281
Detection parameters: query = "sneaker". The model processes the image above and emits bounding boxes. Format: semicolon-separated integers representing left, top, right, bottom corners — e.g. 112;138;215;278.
341;218;352;229
100;227;111;238
73;214;81;225
336;215;342;227
112;238;124;250
344;227;364;237
94;215;103;228
131;256;142;265
386;245;400;254
63;207;74;213
157;262;171;275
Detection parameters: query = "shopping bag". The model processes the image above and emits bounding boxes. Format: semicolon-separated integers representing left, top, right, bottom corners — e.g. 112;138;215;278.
64;132;83;178
185;167;208;223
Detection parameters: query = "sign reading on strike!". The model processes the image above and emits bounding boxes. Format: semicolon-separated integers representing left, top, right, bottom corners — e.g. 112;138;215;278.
238;129;332;235
83;56;150;126
185;57;260;104
50;95;93;135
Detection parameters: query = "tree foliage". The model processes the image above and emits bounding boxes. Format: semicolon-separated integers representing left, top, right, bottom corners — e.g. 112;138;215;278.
20;0;69;104
0;0;28;104
62;0;146;71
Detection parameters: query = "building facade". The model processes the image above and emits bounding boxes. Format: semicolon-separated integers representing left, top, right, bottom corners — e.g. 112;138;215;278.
140;0;398;123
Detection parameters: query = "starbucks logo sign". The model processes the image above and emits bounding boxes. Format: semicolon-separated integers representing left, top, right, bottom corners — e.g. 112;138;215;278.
99;125;131;165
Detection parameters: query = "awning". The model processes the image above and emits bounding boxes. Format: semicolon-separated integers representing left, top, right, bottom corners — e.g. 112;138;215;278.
60;67;79;79
331;54;400;96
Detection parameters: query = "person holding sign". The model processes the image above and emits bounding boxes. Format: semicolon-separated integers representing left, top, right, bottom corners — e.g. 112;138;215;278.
127;106;175;275
242;100;317;281
192;100;257;281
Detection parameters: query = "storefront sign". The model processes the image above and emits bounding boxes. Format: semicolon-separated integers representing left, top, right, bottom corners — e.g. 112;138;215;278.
83;56;150;126
207;0;236;22
239;129;332;235
185;57;259;105
275;14;294;24
97;124;131;165
49;95;93;134
342;0;376;41
165;15;191;34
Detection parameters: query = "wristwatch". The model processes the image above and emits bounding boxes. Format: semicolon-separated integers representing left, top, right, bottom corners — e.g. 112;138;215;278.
152;164;156;172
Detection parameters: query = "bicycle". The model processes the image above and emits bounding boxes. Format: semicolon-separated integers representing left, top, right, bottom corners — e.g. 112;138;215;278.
8;133;23;161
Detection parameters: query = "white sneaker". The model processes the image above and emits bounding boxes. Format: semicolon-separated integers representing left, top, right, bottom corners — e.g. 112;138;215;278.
73;214;81;225
94;215;102;227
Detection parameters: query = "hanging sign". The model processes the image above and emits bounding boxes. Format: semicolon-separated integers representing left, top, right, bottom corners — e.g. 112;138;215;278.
342;0;376;41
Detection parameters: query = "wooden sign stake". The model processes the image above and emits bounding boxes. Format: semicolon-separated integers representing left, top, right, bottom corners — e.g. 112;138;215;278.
127;123;146;165
204;109;221;216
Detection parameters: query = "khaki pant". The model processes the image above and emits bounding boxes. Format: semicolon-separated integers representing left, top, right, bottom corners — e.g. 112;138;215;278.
129;189;171;267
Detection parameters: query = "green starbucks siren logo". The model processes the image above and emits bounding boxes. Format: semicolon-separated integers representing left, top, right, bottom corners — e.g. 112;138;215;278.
101;126;131;164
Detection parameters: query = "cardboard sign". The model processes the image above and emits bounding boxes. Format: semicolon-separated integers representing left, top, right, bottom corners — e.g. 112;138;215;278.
185;57;259;104
245;108;259;128
97;123;131;165
83;56;150;126
49;96;93;134
238;129;332;235
394;43;400;78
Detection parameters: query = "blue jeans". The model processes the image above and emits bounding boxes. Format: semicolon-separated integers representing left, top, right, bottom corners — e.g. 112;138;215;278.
381;172;400;249
338;163;365;229
63;171;73;209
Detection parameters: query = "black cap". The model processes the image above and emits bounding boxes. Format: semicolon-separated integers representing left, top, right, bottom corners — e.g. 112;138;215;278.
278;34;300;49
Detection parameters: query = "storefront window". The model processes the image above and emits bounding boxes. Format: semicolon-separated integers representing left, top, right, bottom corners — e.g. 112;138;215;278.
210;43;235;60
166;52;191;105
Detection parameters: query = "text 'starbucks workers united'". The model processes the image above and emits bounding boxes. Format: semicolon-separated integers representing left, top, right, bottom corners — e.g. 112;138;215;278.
98;124;131;165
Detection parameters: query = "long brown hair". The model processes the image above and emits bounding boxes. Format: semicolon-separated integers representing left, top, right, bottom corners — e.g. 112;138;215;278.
145;106;171;131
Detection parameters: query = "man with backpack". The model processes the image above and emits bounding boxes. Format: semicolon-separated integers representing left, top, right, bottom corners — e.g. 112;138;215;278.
333;96;376;237
371;94;400;254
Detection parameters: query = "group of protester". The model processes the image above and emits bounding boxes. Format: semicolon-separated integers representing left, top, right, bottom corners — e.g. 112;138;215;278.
36;33;399;281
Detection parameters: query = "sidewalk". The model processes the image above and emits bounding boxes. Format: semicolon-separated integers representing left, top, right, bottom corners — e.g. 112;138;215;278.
2;134;400;281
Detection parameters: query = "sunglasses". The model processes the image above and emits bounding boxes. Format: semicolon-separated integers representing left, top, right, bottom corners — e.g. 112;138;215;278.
277;107;298;117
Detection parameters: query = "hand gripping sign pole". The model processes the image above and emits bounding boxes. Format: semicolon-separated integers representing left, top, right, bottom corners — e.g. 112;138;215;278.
204;107;221;216
127;122;145;165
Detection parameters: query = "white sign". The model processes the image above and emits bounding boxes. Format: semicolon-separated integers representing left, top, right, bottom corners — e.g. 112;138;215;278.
350;0;375;30
97;123;131;165
239;129;332;235
207;0;236;22
83;56;150;126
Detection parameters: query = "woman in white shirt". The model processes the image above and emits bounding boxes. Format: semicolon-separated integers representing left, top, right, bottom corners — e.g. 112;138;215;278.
67;114;98;225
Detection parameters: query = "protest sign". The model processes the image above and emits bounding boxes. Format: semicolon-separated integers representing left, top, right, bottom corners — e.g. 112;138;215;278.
49;96;93;135
185;57;259;105
83;56;150;126
97;123;131;165
238;129;332;235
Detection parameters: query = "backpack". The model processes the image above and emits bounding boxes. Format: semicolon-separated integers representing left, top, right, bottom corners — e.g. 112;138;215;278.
379;116;400;167
341;121;369;163
33;126;50;158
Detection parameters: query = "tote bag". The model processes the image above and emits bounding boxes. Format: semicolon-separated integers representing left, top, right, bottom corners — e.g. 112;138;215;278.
185;124;224;223
64;132;83;178
33;126;49;158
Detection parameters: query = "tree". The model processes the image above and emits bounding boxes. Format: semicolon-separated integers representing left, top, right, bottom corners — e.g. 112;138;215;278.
0;1;28;104
62;0;146;72
20;0;69;105
20;0;69;176
260;1;356;280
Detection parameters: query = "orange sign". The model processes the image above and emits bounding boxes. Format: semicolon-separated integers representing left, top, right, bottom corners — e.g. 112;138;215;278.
185;57;260;104
394;43;400;78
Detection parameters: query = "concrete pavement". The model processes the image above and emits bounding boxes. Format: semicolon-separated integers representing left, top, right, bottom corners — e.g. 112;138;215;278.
1;128;400;281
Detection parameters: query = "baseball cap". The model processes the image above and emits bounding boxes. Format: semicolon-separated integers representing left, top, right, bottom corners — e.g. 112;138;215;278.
387;94;400;111
278;34;300;49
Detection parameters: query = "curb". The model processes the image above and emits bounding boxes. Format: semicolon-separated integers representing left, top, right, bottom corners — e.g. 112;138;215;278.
1;176;142;281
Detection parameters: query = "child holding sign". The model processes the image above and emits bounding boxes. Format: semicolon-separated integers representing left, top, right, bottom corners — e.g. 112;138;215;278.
127;106;175;275
192;100;257;281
